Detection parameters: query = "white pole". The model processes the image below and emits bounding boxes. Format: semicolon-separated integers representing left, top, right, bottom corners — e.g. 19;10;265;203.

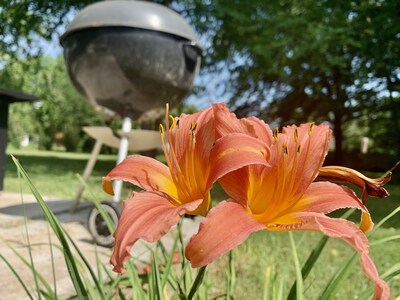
361;136;369;154
113;116;132;202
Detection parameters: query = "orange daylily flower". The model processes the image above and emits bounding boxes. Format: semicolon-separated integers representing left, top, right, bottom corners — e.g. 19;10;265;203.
103;104;269;273
186;104;389;300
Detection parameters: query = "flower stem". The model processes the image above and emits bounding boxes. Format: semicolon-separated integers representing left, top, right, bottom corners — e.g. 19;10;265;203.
188;265;207;300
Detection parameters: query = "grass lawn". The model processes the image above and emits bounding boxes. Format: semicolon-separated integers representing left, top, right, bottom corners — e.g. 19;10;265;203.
3;148;400;298
4;147;120;201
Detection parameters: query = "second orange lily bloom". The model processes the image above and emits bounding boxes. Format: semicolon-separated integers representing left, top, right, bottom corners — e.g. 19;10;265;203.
185;103;390;300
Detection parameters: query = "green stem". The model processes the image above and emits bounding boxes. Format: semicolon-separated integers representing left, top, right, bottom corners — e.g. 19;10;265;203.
188;266;207;300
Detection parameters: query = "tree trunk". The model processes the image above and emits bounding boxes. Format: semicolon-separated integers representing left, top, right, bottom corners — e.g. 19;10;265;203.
333;111;343;164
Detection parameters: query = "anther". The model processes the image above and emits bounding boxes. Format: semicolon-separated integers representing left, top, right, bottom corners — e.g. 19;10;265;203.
297;145;301;154
159;124;165;135
283;144;289;156
294;128;298;142
273;128;279;141
169;115;176;128
308;123;314;136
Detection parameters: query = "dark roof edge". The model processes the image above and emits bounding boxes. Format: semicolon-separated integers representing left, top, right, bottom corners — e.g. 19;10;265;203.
0;87;40;103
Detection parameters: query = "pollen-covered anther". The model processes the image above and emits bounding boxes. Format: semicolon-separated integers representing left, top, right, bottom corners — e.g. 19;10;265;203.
308;123;314;136
190;122;198;132
191;132;197;143
297;144;301;154
294;128;298;142
283;144;289;156
189;122;198;142
273;128;279;141
159;124;165;136
169;115;177;129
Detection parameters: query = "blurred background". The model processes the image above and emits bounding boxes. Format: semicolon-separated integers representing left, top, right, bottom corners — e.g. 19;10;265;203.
1;0;398;170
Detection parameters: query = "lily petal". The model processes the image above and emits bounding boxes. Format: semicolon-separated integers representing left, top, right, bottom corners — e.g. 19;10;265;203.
280;214;389;300
207;133;270;189
317;165;392;201
217;167;251;206
102;155;177;198
111;191;202;273
185;200;265;268
289;182;373;232
278;123;331;197
212;102;273;143
169;106;214;164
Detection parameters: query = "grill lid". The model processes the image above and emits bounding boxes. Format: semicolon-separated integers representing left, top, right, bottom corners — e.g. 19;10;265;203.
60;0;197;44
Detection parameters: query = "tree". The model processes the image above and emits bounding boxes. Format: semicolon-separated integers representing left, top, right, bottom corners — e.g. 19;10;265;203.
181;0;400;163
2;0;398;160
1;56;103;151
0;0;96;62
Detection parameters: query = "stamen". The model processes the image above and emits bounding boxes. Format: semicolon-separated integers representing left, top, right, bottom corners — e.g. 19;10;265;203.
308;123;314;136
297;145;301;154
159;124;172;170
273;128;279;141
169;115;176;129
161;103;194;203
191;122;198;132
283;144;289;156
294;128;298;142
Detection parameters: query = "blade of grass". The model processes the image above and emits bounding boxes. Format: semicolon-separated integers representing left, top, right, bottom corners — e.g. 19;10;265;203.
46;224;57;297
287;209;355;300
76;174;116;232
17;169;42;299
370;204;400;234
357;263;400;300
126;261;147;300
118;288;128;300
12;156;88;298
103;265;129;298
289;232;304;300
75;259;99;299
148;264;155;300
152;251;163;300
287;235;329;300
318;252;358;300
0;254;34;299
160;231;180;288
263;266;272;300
370;234;400;246
187;266;207;300
95;244;103;287
63;212;108;299
277;272;286;300
226;251;235;300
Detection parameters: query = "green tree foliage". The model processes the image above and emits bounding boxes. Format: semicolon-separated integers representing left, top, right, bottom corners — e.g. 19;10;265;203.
181;0;400;163
0;0;95;61
1;56;103;151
